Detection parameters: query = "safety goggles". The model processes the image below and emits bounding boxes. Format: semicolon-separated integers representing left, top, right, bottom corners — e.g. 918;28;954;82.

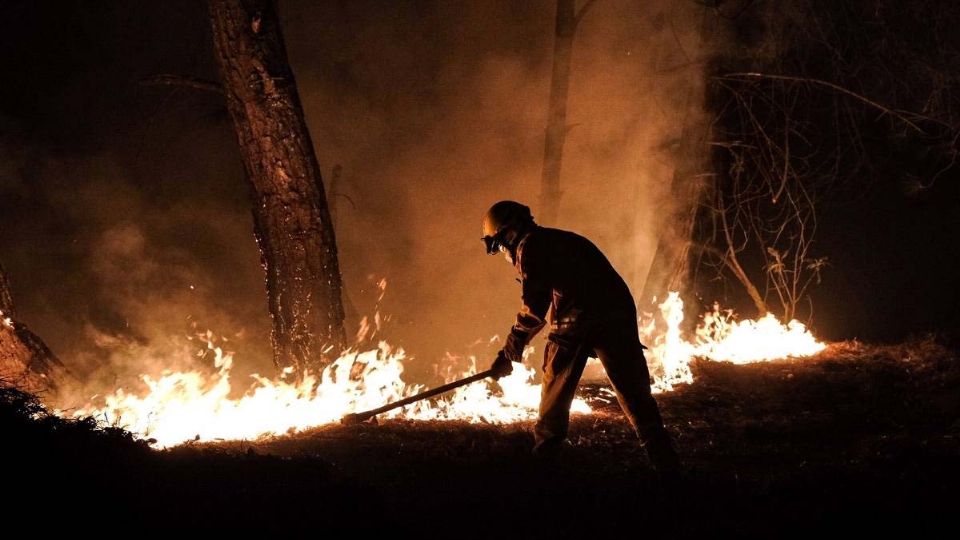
481;232;507;255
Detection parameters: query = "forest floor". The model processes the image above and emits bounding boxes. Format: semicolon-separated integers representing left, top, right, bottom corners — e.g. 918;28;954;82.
6;339;959;536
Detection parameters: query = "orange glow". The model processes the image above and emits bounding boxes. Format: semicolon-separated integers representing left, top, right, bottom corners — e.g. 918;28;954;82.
70;291;824;447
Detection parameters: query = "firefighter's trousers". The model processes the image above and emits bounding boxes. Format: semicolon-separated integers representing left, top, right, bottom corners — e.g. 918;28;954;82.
535;321;672;452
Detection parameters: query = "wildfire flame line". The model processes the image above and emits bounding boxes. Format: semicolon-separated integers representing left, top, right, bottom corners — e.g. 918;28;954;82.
69;292;825;448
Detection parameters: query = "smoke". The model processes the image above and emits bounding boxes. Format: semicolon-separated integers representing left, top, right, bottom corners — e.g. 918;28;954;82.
284;0;708;371
0;143;275;403
0;0;709;396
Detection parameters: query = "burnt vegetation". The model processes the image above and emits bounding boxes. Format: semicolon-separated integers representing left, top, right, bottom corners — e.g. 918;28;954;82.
5;339;958;535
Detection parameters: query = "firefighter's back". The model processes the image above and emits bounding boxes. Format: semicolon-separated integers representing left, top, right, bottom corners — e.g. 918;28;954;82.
520;226;636;325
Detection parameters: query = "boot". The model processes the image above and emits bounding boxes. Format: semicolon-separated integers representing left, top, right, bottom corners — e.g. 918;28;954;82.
643;433;681;478
531;436;571;458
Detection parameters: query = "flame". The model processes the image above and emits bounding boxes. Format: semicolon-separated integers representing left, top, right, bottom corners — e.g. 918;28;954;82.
694;305;826;364
640;292;826;392
70;291;823;448
72;334;589;448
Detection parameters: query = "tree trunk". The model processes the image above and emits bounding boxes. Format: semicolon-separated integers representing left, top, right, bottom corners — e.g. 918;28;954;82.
0;263;70;396
638;118;709;306
539;0;598;224
539;0;578;225
326;163;360;329
208;0;346;376
639;7;714;308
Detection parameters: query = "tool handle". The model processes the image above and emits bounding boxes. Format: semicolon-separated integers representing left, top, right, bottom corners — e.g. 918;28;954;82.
343;368;498;423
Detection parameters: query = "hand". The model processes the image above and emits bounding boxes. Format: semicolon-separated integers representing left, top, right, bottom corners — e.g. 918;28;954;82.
490;352;514;380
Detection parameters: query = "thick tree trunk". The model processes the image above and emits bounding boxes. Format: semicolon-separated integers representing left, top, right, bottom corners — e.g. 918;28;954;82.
209;0;346;376
0;264;69;396
638;114;709;305
640;8;714;308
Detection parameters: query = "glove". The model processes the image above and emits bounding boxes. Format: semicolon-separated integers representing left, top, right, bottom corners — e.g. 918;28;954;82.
490;351;514;380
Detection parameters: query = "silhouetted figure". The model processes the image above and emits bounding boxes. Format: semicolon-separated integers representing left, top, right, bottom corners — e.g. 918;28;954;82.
483;201;679;473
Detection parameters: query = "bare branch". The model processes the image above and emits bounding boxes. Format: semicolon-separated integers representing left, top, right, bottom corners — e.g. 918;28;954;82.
717;72;929;134
334;193;358;211
140;74;224;95
574;0;599;27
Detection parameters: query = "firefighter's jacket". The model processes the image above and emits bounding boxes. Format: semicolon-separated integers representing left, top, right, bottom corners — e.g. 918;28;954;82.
501;226;640;362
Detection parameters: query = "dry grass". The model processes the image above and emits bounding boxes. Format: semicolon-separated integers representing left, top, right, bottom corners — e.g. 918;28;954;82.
3;338;957;535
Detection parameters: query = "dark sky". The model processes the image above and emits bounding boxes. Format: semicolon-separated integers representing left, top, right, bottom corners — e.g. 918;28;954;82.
0;0;957;388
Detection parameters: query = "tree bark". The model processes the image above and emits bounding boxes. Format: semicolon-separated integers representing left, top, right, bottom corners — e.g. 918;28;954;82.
0;266;13;315
208;0;346;375
0;263;69;396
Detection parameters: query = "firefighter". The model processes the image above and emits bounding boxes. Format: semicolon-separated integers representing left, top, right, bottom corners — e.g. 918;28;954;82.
482;200;679;473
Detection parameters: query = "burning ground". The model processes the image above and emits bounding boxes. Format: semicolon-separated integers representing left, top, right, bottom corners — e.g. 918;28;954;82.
3;1;960;535
7;333;959;535
2;206;949;535
63;293;824;447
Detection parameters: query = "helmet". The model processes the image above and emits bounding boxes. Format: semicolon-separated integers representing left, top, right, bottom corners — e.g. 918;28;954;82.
481;201;534;255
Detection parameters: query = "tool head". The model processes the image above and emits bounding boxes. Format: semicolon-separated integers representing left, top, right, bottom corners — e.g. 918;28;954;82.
340;412;373;426
340;413;362;425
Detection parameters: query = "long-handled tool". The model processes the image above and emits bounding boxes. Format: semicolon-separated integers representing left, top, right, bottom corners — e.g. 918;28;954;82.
340;368;498;425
